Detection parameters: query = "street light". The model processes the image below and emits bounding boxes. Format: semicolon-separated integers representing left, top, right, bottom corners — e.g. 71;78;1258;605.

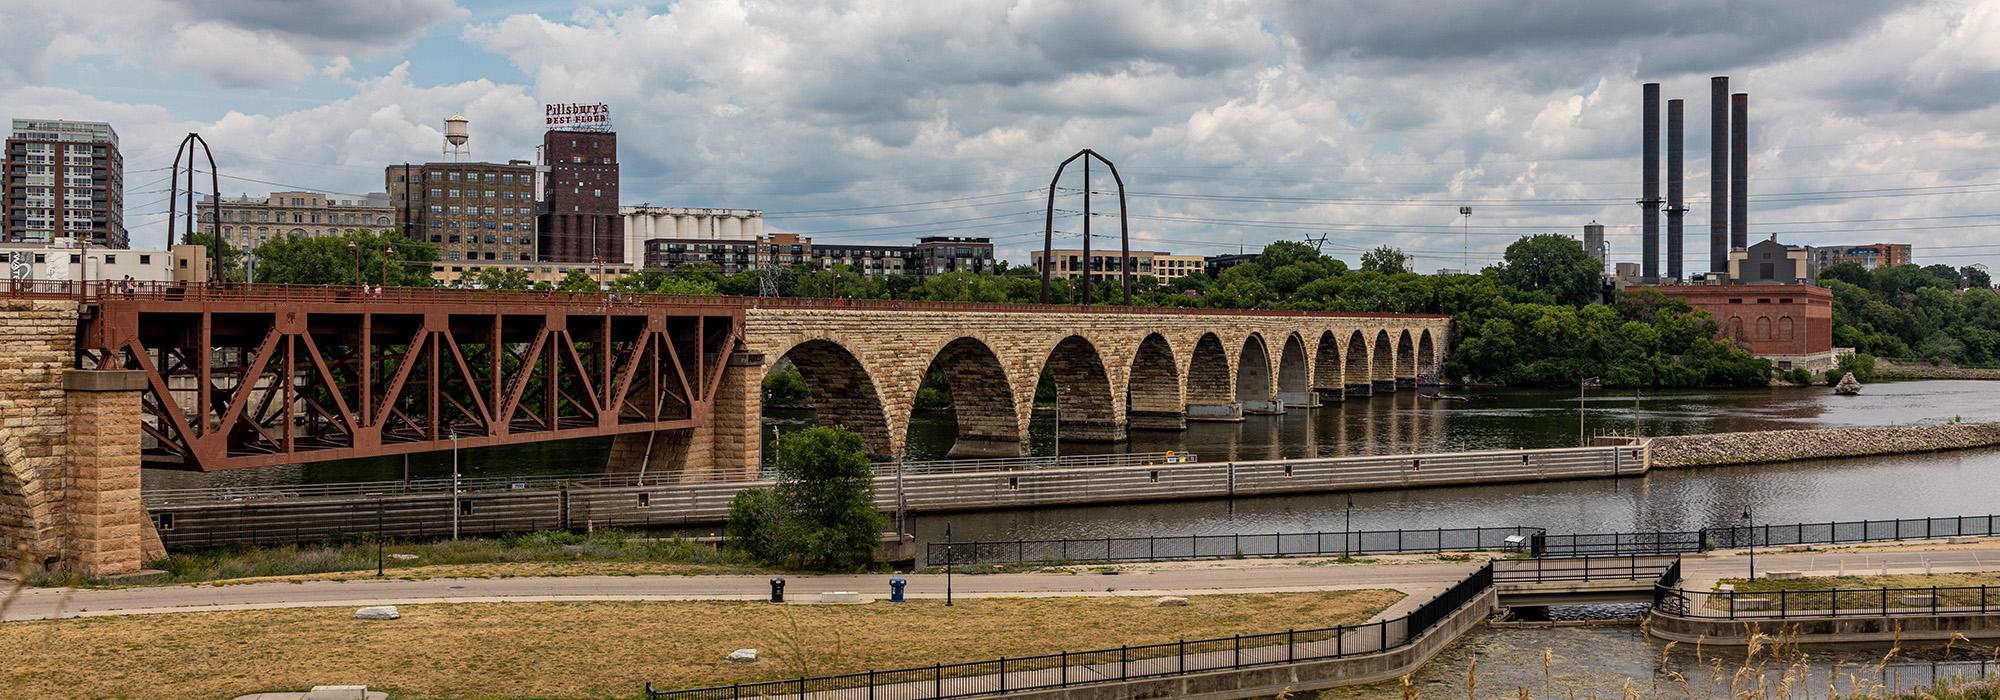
347;240;361;288
1742;505;1756;582
381;245;396;287
376;496;385;578
1343;493;1354;560
1578;377;1601;447
944;522;954;607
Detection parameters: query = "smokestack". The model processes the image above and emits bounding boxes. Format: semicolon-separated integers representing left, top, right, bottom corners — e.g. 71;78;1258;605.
1731;92;1749;254
1584;221;1606;273
1710;76;1729;274
1641;82;1660;283
1667;98;1685;282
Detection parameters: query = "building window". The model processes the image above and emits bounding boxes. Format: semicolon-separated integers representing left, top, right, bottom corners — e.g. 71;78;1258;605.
139;255;151;265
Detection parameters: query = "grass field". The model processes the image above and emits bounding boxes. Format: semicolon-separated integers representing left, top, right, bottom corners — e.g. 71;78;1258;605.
1708;572;2000;612
0;590;1402;699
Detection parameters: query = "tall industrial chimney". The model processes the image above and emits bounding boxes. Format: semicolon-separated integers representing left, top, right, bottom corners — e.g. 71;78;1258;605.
1584;221;1606;273
1730;92;1749;254
1666;98;1685;282
1709;76;1728;274
1640;82;1661;283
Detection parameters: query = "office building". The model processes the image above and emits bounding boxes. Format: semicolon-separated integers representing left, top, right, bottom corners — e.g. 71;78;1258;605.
386;161;538;272
538;130;621;263
4;119;125;247
434;259;633;289
812;242;914;276
198;191;394;249
1;241;170;282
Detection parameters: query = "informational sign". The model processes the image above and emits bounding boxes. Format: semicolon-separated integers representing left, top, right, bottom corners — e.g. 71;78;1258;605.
545;102;612;131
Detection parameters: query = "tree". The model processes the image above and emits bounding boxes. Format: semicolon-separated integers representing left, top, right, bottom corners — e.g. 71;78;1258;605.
185;232;245;282
252;231;437;287
1497;234;1600;306
555;268;598;291
474;267;534;290
765;426;887;570
1963;266;1992;290
1359;246;1410;274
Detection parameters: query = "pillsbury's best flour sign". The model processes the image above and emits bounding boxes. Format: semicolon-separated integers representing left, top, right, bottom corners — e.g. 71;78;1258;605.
545;103;611;131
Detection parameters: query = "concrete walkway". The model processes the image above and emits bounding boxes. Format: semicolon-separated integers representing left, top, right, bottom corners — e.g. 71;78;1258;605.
0;558;1470;622
5;539;1998;624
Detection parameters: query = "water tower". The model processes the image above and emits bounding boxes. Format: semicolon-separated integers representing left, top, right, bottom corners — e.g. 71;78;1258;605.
443;114;470;160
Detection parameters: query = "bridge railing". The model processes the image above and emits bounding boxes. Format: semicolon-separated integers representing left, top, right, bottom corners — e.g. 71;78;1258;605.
141;470;764;507
926;526;1538;566
12;279;1446;319
1702;515;2000;550
1493;554;1680;584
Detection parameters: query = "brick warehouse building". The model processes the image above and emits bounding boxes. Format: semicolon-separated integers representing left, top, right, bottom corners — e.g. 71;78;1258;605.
538;129;621;263
1655;284;1836;370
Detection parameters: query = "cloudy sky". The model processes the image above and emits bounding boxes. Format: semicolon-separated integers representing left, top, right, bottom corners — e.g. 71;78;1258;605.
9;0;2000;272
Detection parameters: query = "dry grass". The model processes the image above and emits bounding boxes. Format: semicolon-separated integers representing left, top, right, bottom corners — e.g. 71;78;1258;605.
1708;572;2000;612
0;589;1402;699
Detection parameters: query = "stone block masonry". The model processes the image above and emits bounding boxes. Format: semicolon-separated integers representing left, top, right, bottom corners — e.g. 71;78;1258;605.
0;299;160;576
1650;420;2000;469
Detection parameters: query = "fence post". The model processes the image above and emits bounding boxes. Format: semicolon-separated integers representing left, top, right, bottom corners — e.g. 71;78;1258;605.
1882;588;1888;616
1179;639;1185;674
935;663;941;698
1061;651;1068;687
999;657;1006;693
1149;535;1155;560
1379;619;1387;649
1234;634;1241;667
1780;589;1787;616
1933;586;1939;614
1121;645;1128;680
868;670;875;700
1288;629;1295;662
733;682;740;699
1832;589;1838;617
1336;624;1344;657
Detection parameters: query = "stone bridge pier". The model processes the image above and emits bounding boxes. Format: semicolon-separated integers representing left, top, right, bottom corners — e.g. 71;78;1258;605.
633;307;1448;467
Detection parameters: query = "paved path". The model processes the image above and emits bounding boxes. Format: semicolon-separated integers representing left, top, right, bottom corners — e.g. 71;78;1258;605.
0;558;1471;622
5;540;1998;624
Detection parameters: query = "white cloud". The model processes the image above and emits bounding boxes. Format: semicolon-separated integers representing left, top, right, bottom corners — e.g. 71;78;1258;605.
168;22;318;89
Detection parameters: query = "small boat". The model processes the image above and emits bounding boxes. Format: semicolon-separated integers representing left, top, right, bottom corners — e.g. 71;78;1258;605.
1420;392;1471;402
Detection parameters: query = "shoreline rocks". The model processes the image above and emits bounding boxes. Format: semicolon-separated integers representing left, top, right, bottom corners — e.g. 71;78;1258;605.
1649;420;2000;469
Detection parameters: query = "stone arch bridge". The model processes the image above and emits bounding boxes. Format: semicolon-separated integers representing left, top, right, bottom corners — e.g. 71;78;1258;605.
623;304;1450;472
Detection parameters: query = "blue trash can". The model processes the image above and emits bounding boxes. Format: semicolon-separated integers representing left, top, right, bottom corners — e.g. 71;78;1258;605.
889;577;907;603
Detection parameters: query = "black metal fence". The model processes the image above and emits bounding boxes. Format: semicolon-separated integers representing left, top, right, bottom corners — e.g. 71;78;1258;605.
1533;530;1704;557
925;526;1539;567
1703;515;1999;550
644;563;1496;700
1655;584;1999;620
1494;555;1681;583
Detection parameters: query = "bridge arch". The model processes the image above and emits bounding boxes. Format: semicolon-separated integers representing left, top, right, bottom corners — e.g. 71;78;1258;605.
1371;330;1394;393
1312;330;1344;402
1395;329;1417;389
923;336;1024;458
1276;332;1314;409
1236;333;1279;414
1040;335;1125;443
771;338;895;458
1126;333;1184;430
1185;332;1238;420
1418;330;1439;385
1343;330;1372;397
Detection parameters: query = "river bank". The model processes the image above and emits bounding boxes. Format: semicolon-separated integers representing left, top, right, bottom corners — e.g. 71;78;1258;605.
1649;420;2000;468
1876;358;2000;380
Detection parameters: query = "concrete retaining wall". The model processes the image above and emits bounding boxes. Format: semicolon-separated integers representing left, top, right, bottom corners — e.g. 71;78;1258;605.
1648;609;2000;645
1002;590;1496;699
148;445;1643;547
1649;421;2000;469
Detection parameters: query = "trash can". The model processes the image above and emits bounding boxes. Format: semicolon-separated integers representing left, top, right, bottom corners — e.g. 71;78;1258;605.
889;577;907;603
770;577;785;603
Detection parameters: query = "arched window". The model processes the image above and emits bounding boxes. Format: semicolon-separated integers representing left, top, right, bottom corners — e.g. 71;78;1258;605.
1755;316;1773;340
1779;317;1795;341
1729;316;1745;340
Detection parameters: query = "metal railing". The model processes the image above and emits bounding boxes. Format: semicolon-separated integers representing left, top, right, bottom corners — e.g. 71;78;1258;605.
1534;530;1705;557
1493;554;1681;583
644;563;1493;699
926;526;1538;566
1703;515;1999;550
883;451;1198;475
142;471;761;507
1656;583;2000;620
7;279;1446;319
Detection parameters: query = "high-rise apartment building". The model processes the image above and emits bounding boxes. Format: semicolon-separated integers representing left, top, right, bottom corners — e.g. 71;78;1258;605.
538;130;621;263
4;119;126;247
912;236;994;276
198;191;394;249
386;161;538;267
1032;248;1206;285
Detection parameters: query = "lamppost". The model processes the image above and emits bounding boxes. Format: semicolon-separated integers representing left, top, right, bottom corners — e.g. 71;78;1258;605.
1742;505;1756;582
1578;377;1600;447
1343;493;1354;559
1459;206;1472;273
381;245;395;287
376;496;385;578
450;430;461;541
944;522;954;607
347;240;361;288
